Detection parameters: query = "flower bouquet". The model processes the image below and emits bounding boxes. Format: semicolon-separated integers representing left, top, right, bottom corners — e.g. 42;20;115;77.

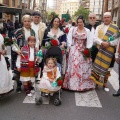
45;38;59;49
82;48;91;60
50;39;59;46
52;77;63;88
4;37;13;46
65;27;69;34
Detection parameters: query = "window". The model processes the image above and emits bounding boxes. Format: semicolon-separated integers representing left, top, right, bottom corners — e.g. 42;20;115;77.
3;0;9;5
12;0;15;7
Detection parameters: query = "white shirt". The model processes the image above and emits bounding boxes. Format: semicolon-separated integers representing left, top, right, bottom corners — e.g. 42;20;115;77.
94;24;118;46
31;22;40;48
90;27;96;45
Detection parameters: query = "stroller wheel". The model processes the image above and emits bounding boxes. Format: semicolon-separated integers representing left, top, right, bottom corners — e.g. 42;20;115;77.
35;97;42;105
53;98;62;106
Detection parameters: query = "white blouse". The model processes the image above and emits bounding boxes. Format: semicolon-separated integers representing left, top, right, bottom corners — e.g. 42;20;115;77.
47;28;65;39
67;27;92;48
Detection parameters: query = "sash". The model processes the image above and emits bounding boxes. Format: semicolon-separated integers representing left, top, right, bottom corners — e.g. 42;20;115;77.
90;23;119;86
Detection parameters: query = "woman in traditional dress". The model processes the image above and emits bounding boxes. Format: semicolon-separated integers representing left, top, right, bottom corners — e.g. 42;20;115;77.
12;15;36;93
41;16;67;75
63;15;95;91
0;34;13;95
42;16;66;48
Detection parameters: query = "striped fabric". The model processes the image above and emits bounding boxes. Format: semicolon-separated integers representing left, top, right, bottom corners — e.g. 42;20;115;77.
90;23;119;86
12;27;35;69
20;46;36;72
13;28;35;47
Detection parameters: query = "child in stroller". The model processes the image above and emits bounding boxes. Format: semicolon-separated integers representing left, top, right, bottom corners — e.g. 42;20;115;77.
35;46;63;106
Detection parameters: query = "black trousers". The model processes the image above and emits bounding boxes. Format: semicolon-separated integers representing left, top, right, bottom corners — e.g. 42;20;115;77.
11;49;17;70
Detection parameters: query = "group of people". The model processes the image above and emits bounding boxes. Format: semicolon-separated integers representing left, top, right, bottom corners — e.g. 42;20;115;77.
0;11;120;98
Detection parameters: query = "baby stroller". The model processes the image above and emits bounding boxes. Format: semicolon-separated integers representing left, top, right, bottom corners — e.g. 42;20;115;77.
35;46;63;106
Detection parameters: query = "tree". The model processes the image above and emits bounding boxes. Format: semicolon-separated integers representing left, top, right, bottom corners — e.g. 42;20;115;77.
47;12;59;21
66;10;71;20
73;6;90;21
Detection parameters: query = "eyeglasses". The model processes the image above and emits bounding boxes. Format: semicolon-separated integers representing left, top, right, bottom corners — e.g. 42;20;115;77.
89;17;95;19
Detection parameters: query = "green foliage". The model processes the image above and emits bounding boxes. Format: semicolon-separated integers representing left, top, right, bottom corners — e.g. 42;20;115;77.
4;37;13;46
73;6;90;20
47;11;59;21
66;10;71;20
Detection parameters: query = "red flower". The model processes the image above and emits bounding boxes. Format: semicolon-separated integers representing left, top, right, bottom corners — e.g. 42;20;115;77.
51;39;59;46
65;27;69;34
57;80;63;86
83;48;89;56
82;48;91;60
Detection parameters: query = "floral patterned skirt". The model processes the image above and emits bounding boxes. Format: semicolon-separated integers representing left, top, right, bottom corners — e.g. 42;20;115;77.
63;45;95;91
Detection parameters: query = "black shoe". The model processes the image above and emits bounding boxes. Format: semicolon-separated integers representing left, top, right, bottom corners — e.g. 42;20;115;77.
113;88;120;97
113;93;120;97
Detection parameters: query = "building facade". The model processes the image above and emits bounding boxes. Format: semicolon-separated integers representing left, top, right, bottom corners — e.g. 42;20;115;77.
79;0;89;9
108;0;120;27
89;0;103;20
0;0;35;22
59;0;79;18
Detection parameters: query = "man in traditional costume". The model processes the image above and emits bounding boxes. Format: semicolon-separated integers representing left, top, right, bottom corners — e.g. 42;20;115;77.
31;11;46;48
85;13;98;62
90;12;119;92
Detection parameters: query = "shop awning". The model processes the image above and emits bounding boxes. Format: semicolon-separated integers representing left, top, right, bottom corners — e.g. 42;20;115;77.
0;6;22;14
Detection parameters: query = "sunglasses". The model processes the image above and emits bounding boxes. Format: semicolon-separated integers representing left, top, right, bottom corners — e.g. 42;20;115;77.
89;17;95;19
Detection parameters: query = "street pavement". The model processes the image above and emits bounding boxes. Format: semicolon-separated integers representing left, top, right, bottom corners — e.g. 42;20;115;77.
0;46;120;120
